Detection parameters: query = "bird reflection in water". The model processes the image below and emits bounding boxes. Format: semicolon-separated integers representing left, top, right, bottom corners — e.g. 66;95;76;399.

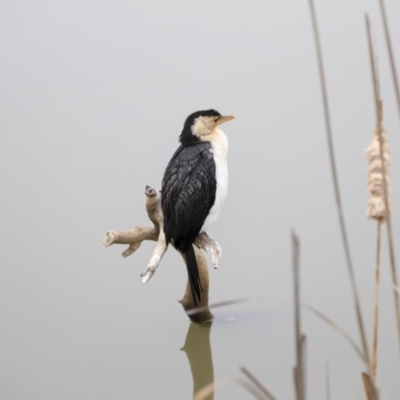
181;322;214;399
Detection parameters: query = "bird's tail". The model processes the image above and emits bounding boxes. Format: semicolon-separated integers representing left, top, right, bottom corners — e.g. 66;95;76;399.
184;244;202;305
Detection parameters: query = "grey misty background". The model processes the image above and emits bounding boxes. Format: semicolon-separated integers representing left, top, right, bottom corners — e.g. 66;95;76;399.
1;0;400;399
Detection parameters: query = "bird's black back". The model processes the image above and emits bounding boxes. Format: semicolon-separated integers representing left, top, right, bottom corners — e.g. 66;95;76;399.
161;142;216;251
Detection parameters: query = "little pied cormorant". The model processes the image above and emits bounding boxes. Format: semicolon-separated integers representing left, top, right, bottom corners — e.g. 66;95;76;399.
161;109;234;305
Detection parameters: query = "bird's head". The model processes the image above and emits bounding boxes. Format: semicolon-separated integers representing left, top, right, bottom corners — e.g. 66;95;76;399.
179;109;235;145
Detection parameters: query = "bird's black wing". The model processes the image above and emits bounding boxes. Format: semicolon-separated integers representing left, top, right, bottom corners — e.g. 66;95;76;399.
161;142;216;250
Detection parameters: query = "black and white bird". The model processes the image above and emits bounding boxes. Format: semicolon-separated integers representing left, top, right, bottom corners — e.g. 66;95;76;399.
161;109;234;305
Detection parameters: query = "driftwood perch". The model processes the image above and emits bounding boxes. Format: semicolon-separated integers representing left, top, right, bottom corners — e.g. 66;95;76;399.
103;185;222;323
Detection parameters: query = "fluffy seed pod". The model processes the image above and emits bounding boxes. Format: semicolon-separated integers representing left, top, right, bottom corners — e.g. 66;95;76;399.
365;99;391;221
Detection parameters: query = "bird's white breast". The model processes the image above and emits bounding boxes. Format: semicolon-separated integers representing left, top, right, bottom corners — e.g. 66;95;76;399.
201;128;229;232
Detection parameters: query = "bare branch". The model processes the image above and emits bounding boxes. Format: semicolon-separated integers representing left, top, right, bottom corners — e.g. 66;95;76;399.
179;247;213;323
140;223;168;284
103;227;158;256
103;185;222;323
195;233;222;269
104;186;222;282
193;377;265;400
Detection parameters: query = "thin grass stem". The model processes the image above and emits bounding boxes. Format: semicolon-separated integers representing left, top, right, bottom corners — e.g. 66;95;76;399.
378;0;400;126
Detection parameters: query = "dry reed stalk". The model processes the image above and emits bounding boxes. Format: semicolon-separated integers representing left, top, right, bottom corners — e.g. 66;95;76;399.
292;231;306;400
365;14;400;359
308;0;371;373
304;303;366;363
385;274;400;295
371;221;382;379
325;362;331;400
364;14;387;381
378;0;400;125
300;335;307;400
361;372;379;400
240;367;279;400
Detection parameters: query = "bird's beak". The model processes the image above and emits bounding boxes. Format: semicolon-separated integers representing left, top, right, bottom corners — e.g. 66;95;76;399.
215;115;235;127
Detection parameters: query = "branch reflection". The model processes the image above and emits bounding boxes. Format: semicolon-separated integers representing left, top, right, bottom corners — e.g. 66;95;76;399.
181;322;214;399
